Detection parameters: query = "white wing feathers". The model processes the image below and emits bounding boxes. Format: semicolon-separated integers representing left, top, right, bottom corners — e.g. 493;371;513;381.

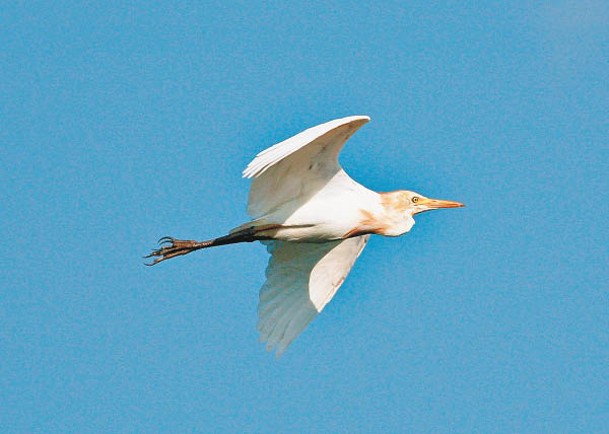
258;235;369;355
243;115;370;179
243;115;370;218
243;116;372;355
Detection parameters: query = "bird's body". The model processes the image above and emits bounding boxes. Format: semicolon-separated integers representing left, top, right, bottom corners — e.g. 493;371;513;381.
147;115;463;355
241;188;414;242
236;175;380;242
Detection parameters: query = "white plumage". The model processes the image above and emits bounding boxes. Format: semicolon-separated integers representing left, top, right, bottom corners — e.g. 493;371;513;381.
243;117;373;353
243;116;373;224
257;236;369;355
146;115;464;355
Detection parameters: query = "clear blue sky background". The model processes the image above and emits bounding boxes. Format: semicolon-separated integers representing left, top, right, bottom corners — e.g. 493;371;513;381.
3;1;608;432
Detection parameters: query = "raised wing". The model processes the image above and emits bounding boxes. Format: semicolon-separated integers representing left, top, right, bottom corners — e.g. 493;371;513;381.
258;235;370;356
243;116;370;218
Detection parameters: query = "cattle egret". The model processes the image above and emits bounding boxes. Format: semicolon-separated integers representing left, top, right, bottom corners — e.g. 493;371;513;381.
146;116;464;355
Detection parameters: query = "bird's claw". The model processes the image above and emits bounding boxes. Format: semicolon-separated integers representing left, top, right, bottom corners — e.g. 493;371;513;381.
144;237;197;266
158;236;175;246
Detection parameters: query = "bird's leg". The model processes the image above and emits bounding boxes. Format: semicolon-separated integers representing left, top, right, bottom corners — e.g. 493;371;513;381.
144;237;212;266
144;228;259;266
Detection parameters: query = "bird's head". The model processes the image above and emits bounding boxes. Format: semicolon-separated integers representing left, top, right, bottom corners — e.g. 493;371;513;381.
401;190;464;215
377;190;464;237
382;190;464;216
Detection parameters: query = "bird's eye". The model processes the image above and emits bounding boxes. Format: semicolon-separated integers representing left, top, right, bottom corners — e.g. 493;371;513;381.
412;197;419;203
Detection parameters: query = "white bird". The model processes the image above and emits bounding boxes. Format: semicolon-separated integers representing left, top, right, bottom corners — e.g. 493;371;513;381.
146;116;464;355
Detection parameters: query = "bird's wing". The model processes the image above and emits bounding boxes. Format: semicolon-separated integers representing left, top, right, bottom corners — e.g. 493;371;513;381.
258;235;370;355
243;116;370;218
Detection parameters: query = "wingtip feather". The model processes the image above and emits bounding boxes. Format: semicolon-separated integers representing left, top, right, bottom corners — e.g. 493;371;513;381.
242;115;371;178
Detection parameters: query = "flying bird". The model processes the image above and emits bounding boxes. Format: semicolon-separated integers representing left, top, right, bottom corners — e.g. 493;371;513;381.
146;116;464;355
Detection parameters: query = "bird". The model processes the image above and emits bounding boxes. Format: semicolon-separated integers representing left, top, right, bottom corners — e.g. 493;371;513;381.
146;115;464;355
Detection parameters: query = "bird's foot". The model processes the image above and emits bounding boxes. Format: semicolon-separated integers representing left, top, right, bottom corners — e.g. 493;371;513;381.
144;237;200;266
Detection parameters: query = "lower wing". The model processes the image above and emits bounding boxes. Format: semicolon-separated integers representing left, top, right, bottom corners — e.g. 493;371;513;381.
257;235;370;355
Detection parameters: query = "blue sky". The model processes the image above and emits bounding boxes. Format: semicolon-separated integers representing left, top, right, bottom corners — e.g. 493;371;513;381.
2;1;608;432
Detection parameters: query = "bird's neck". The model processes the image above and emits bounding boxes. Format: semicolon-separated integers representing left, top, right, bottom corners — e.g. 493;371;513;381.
345;191;414;239
376;191;415;237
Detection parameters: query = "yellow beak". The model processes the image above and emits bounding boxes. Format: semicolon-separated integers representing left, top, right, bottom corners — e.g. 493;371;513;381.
417;197;465;212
